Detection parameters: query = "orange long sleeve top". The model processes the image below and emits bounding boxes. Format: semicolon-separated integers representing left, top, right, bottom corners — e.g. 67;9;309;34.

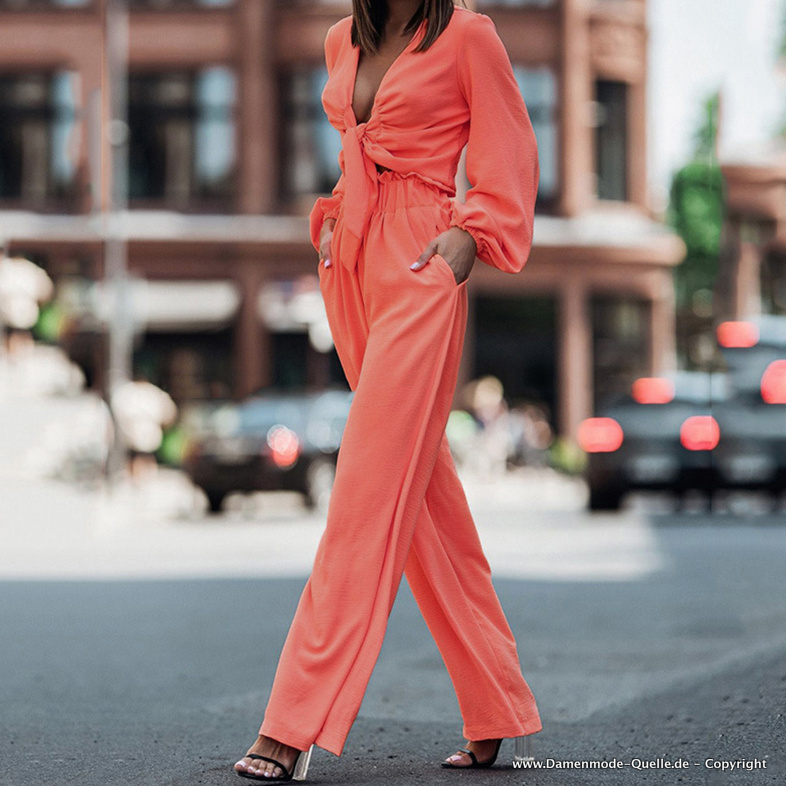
309;7;539;275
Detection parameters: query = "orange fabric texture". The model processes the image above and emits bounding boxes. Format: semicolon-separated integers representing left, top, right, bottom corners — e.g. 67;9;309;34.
260;8;541;758
308;7;539;274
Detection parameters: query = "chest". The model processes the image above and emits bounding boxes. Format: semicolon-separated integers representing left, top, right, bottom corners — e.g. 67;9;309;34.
322;21;465;132
352;36;415;125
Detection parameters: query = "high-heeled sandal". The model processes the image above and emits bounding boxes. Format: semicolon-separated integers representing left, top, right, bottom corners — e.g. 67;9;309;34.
441;735;535;769
235;744;313;782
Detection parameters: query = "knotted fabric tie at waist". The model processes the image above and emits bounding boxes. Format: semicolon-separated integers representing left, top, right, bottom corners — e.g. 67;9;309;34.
337;123;382;272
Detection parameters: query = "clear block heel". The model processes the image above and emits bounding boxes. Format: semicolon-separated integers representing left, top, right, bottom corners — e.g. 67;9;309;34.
514;735;536;764
292;744;313;781
443;735;537;769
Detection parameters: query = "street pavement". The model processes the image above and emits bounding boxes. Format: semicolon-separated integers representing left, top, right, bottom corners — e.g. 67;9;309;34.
1;351;784;785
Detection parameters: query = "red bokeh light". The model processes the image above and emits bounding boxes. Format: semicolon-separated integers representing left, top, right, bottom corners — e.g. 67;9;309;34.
716;321;759;349
267;425;301;468
577;417;624;453
680;416;720;451
631;377;675;405
761;360;786;404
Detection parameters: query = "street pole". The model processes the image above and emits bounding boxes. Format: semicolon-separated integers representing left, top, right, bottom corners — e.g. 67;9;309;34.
104;0;134;484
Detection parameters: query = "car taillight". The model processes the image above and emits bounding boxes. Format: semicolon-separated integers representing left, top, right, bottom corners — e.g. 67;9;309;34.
716;321;759;348
761;360;786;404
577;417;624;453
267;425;301;468
680;416;720;451
631;377;675;404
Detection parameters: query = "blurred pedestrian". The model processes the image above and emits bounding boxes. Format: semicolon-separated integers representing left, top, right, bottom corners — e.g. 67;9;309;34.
234;1;541;780
111;376;177;485
463;375;513;477
509;403;554;468
0;255;53;362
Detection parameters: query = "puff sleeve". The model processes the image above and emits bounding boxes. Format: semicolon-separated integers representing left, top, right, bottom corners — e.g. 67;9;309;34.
308;23;347;252
449;14;539;274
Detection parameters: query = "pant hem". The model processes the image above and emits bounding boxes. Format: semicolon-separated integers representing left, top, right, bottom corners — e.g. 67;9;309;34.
258;721;314;754
461;718;543;742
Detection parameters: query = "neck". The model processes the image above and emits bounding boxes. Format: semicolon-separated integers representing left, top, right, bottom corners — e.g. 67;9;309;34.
385;0;424;35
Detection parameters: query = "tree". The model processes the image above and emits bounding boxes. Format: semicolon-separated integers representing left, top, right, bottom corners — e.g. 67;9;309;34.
666;91;726;365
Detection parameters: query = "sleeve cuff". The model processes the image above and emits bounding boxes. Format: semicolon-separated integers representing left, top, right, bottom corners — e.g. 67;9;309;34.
449;201;489;263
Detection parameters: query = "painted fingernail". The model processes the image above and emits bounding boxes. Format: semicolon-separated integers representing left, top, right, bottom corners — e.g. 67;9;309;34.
325;258;332;268
410;262;421;270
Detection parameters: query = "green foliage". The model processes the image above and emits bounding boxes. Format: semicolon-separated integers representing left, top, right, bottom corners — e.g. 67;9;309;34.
548;437;587;476
157;424;188;466
692;92;721;161
32;301;67;343
667;91;725;311
668;162;725;307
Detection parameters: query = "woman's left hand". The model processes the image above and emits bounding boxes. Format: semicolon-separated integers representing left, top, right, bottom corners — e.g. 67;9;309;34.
411;226;477;285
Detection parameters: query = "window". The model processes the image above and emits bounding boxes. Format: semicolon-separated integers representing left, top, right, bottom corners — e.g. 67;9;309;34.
474;295;558;428
279;66;342;204
594;80;628;201
591;295;649;406
0;0;91;7
762;246;786;316
128;67;236;207
128;0;233;8
513;65;558;206
0;71;79;206
476;0;554;7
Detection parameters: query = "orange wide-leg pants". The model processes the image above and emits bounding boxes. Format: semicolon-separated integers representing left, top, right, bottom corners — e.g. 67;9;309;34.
259;171;542;757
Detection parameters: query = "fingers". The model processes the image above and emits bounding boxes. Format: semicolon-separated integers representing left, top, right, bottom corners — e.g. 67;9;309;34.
319;235;333;268
319;218;336;268
411;240;439;272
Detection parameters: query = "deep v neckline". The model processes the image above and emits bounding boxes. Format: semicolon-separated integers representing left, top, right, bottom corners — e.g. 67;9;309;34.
350;20;425;127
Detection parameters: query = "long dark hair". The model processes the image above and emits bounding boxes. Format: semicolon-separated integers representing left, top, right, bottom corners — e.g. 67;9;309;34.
351;0;465;55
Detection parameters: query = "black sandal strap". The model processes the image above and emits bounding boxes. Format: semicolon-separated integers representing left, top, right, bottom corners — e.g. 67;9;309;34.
458;748;478;765
245;754;292;780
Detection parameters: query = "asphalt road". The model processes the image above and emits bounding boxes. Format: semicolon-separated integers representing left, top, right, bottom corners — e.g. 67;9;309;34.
1;385;785;785
2;509;785;785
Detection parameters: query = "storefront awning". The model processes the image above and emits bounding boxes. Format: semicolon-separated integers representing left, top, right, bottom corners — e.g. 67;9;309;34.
90;279;240;332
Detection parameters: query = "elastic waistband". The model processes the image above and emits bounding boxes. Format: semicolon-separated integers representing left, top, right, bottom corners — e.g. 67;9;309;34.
372;167;452;213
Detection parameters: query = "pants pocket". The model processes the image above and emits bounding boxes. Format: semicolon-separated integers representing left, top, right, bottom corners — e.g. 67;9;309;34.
431;253;467;288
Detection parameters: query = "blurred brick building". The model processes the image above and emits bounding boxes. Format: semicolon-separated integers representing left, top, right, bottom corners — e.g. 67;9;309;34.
719;142;786;322
0;0;683;439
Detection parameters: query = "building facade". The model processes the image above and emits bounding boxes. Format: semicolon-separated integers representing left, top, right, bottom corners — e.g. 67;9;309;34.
719;143;786;322
0;0;683;439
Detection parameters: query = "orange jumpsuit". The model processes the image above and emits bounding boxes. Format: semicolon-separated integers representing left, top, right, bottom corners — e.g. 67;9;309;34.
259;7;541;757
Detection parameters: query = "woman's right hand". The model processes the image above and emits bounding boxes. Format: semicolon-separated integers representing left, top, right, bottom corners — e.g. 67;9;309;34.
319;218;336;269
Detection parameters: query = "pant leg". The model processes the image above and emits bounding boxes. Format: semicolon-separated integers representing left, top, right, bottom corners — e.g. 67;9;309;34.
260;175;541;756
405;435;542;740
260;184;469;757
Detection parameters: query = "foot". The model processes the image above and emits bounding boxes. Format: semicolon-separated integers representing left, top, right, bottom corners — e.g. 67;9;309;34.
234;735;301;779
444;738;501;767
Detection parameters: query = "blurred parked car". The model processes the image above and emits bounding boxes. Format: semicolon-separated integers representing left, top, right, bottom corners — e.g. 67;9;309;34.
579;316;786;511
713;318;786;495
579;372;728;510
183;389;353;513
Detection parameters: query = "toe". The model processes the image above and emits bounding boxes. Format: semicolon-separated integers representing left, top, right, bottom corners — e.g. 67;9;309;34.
445;751;470;766
249;761;265;777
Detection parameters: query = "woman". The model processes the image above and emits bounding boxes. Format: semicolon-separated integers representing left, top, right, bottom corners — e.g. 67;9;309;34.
234;0;541;779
